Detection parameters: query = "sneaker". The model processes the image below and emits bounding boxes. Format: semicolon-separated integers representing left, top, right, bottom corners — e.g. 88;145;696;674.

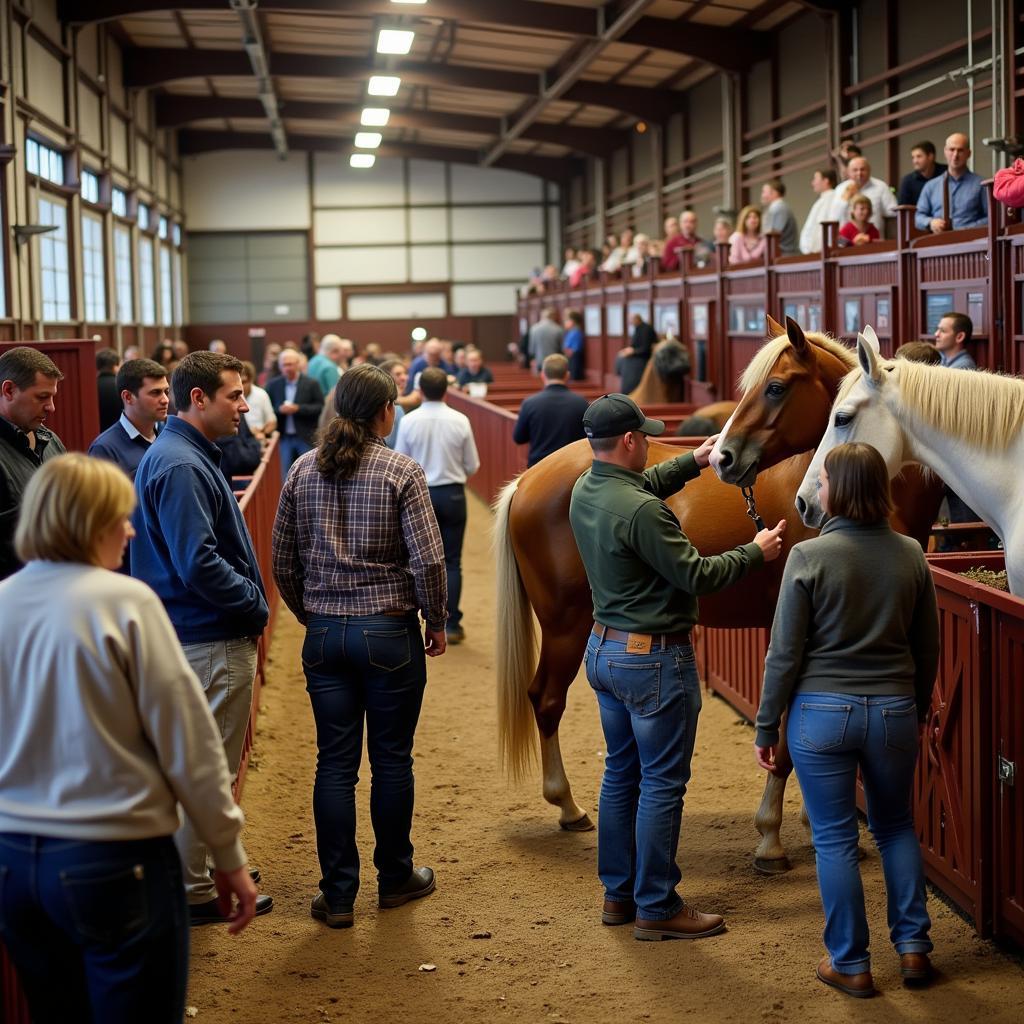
379;866;436;908
310;892;354;929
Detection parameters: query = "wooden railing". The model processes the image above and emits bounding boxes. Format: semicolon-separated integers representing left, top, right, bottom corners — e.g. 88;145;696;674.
0;436;282;1023
523;186;1017;404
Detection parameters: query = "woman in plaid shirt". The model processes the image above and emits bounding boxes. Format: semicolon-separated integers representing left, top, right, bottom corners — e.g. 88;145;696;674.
272;363;448;929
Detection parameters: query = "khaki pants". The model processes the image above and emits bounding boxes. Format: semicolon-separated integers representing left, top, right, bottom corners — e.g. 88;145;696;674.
174;637;258;904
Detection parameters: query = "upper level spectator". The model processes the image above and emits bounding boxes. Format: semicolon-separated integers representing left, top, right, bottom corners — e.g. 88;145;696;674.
916;133;988;233
799;168;838;254
933;312;976;369
897;140;947;207
829;157;898;232
630;234;653;276
712;216;733;247
561;246;580;279
569;249;597;287
457;348;495;391
602;227;635;273
307;334;345;398
729;205;767;264
405;337;456;394
512;354;589;467
831;139;862;178
0;347;66;581
528;308;564;373
660;210;704;271
839;194;880;246
96;347;122;431
761;180;799;255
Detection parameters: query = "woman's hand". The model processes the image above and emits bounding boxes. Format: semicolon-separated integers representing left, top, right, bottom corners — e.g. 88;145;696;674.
754;743;780;774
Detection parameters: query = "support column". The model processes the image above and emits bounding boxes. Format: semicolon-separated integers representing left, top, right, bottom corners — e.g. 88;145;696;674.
651;123;665;230
721;73;740;214
595;157;608;249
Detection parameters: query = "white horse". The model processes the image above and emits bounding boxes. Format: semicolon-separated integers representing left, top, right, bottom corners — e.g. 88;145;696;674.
796;326;1024;595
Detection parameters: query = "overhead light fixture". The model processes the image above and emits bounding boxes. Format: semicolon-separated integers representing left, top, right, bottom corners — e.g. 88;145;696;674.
350;154;376;169
361;107;391;127
354;132;382;149
391;1;428;6
368;75;401;97
411;326;428;342
377;29;415;55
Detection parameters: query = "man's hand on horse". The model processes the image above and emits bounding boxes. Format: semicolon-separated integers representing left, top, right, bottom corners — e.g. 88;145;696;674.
754;743;780;774
692;434;721;468
753;519;787;561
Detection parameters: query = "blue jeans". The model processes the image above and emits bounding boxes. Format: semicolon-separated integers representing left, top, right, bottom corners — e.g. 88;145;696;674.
428;484;467;629
584;632;702;920
788;692;932;975
303;614;427;910
0;834;187;1024
279;434;312;479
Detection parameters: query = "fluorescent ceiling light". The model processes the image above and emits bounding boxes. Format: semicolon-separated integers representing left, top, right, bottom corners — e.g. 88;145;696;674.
361;107;391;126
355;132;382;149
377;29;415;55
368;75;401;97
350;154;376;169
391;1;427;6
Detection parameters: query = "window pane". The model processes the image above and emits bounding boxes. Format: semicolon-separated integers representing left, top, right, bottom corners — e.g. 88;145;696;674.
173;249;184;324
139;237;156;324
159;246;172;326
82;212;107;321
112;188;128;218
138;204;149;230
114;225;134;323
81;170;100;205
158;216;169;240
26;139;39;176
38;198;71;321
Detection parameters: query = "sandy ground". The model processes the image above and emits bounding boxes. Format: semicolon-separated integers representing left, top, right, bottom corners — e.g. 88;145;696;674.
187;493;1022;1024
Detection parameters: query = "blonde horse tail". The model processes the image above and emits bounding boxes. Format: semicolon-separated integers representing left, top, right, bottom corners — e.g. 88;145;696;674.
492;478;538;781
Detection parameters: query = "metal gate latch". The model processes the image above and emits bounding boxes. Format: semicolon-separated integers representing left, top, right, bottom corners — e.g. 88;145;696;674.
998;755;1015;787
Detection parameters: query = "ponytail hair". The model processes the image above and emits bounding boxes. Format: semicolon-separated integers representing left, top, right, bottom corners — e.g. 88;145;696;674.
316;363;398;481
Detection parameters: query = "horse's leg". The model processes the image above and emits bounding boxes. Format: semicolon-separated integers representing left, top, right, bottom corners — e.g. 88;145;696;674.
529;624;594;831
753;714;794;874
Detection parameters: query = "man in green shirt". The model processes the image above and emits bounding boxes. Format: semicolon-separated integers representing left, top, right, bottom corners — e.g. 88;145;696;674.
569;394;784;940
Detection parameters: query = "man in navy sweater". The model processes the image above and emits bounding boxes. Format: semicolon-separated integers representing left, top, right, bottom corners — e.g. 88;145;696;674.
512;354;589;466
132;351;272;925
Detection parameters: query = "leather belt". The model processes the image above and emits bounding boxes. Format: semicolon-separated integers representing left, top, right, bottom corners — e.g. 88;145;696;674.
592;622;691;653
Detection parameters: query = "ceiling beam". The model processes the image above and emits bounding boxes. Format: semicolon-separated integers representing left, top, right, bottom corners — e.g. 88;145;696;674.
176;129;580;181
619;19;764;73
154;95;628;156
126;48;671;120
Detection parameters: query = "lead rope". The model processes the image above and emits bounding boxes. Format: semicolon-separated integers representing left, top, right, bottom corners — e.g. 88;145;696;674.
741;484;766;533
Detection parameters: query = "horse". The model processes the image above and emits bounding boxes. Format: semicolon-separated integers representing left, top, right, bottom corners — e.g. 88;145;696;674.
797;327;1024;595
494;319;943;871
628;338;690;404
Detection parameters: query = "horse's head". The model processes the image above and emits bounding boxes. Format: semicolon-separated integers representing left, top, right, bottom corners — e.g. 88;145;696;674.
796;327;907;527
710;316;855;486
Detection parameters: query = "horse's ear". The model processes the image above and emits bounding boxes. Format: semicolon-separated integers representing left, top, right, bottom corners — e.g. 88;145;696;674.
861;324;881;353
786;316;811;360
857;332;883;385
765;314;786;338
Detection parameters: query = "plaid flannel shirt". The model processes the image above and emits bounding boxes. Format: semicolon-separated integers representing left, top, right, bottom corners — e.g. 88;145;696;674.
272;437;447;629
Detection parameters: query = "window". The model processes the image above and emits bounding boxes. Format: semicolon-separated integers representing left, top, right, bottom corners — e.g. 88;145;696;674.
81;212;107;321
137;203;150;231
114;224;133;323
112;187;128;218
158;215;169;240
26;138;65;185
173;249;184;325
159;246;173;326
172;223;182;247
81;170;100;205
37;197;71;321
139;236;156;324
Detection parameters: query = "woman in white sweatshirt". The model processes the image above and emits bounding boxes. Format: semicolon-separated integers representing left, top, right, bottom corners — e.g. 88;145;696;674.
0;454;257;1024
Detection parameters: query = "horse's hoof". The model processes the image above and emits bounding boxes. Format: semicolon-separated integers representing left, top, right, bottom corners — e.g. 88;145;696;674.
753;856;792;876
560;813;595;832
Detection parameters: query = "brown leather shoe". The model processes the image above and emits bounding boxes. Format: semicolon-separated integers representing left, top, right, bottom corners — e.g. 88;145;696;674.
816;956;875;998
634;903;726;941
601;898;636;926
900;952;933;985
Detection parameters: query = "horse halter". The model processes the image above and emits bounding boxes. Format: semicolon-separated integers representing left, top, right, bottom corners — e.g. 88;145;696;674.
741;484;766;533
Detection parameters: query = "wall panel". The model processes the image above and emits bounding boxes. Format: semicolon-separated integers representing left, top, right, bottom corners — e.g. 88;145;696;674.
451;242;544;282
314;152;404;206
315;208;408;245
315;246;408;285
450;205;544;242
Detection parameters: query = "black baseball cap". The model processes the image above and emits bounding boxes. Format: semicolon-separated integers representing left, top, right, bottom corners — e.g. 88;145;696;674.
583;394;665;439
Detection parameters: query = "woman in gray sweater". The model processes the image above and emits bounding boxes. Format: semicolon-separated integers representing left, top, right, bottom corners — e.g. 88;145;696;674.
0;455;257;1023
754;443;939;999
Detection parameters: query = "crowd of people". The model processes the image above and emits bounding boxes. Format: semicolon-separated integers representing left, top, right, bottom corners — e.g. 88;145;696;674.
520;130;988;296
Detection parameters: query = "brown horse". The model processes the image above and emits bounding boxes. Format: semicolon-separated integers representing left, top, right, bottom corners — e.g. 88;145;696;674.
494;318;944;867
628;338;690;404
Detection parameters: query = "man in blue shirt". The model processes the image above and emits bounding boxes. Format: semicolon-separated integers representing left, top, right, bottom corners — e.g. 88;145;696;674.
934;312;977;370
88;358;169;481
916;133;988;232
404;337;455;394
133;351;272;926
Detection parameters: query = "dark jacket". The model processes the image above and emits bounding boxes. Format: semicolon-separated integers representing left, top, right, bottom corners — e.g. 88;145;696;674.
512;383;589;466
897;163;947;207
618;321;658;393
97;372;121;432
266;374;324;446
216;415;263;483
0;417;66;580
131;416;268;644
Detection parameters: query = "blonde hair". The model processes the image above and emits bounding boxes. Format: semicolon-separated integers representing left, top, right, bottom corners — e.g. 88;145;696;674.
15;454;135;565
849;193;873;216
737;204;761;236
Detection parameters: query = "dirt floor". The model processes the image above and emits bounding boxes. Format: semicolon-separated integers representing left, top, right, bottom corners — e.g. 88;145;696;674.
187;493;1022;1024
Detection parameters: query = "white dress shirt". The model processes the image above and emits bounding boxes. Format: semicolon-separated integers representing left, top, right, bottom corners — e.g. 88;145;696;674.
799;188;836;253
828;177;898;232
395;400;480;487
243;384;276;432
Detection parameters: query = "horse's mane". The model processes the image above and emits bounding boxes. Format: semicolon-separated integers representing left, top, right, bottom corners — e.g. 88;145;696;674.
837;358;1024;451
738;331;855;394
